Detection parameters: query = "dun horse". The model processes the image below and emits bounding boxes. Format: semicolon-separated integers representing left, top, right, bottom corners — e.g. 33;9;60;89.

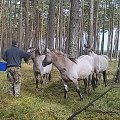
27;47;52;90
42;49;94;100
84;45;108;87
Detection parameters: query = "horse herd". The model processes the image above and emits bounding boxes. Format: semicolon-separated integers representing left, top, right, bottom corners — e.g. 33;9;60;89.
27;46;109;101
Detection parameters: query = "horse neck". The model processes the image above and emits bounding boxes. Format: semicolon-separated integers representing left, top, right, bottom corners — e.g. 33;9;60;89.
32;55;42;66
90;51;98;58
51;53;73;71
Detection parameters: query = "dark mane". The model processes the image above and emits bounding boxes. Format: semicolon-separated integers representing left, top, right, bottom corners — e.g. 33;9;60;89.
29;47;35;49
52;49;65;56
51;49;77;64
35;49;41;55
68;57;77;64
28;47;41;55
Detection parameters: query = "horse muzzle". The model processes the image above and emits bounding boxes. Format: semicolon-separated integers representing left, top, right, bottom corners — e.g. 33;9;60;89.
42;61;52;67
42;62;46;67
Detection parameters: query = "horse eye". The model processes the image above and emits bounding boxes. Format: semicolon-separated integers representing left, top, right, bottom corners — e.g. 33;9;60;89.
47;52;50;55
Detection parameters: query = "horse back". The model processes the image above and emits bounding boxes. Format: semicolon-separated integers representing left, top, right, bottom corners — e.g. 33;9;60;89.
75;55;94;78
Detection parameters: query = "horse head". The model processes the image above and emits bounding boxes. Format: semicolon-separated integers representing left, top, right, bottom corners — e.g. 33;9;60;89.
42;48;52;67
42;48;67;67
84;44;94;55
27;47;41;60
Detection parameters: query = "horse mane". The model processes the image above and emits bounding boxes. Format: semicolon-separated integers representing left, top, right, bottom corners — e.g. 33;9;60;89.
29;47;41;55
68;57;77;64
51;49;77;64
51;49;65;55
102;55;109;60
29;47;35;49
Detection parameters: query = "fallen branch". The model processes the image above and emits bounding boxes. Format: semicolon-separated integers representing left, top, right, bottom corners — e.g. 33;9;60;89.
67;86;113;120
67;65;120;120
86;109;119;115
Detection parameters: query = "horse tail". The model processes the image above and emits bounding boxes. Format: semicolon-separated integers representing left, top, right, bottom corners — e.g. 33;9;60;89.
69;57;77;64
103;55;109;61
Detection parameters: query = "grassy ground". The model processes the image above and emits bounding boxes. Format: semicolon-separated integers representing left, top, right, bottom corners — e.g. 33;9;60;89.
0;61;120;120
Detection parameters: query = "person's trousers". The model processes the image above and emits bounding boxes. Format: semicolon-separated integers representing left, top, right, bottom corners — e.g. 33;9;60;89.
7;67;21;97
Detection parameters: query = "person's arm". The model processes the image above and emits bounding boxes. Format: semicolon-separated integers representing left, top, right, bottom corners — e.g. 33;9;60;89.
2;50;7;61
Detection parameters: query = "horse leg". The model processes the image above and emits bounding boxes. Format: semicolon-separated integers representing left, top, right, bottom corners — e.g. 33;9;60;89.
34;72;39;91
87;74;92;95
45;74;48;84
48;72;51;82
83;79;87;93
103;70;107;87
45;73;51;84
91;74;96;91
40;74;45;89
96;73;100;87
74;80;83;101
63;80;68;99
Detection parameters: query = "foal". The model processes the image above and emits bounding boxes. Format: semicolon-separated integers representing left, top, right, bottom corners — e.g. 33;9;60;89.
42;49;94;100
27;47;52;90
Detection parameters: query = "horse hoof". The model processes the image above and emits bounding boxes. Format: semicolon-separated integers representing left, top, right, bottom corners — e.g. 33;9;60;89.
36;88;39;92
105;84;107;87
95;85;98;88
91;85;95;90
83;91;87;94
88;92;91;96
80;97;83;101
64;95;68;99
80;95;83;101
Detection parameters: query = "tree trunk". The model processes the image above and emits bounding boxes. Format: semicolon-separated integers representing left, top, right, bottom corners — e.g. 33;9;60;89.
13;0;17;41
40;0;44;50
58;0;63;51
24;0;29;51
65;15;70;54
79;0;84;56
109;2;115;60
56;0;61;50
117;52;120;82
68;0;81;58
0;0;4;60
101;0;106;54
115;3;120;60
47;0;55;49
9;0;12;46
19;0;23;48
87;0;94;47
93;0;99;52
115;52;120;83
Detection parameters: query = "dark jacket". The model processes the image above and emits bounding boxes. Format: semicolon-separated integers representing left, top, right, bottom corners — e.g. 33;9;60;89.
2;45;30;68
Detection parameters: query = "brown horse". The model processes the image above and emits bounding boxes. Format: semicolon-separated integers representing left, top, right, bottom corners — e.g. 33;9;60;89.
42;49;94;100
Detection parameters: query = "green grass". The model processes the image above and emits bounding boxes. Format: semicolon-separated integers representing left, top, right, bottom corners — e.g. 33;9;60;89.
0;61;120;120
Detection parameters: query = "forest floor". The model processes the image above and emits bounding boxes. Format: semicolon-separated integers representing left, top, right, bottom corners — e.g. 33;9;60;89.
0;60;120;120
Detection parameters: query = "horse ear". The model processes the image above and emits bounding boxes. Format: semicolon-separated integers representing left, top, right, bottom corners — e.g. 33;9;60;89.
38;51;41;55
35;48;41;55
91;48;94;51
27;47;36;53
90;43;94;50
84;44;90;48
46;48;51;53
63;54;67;57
